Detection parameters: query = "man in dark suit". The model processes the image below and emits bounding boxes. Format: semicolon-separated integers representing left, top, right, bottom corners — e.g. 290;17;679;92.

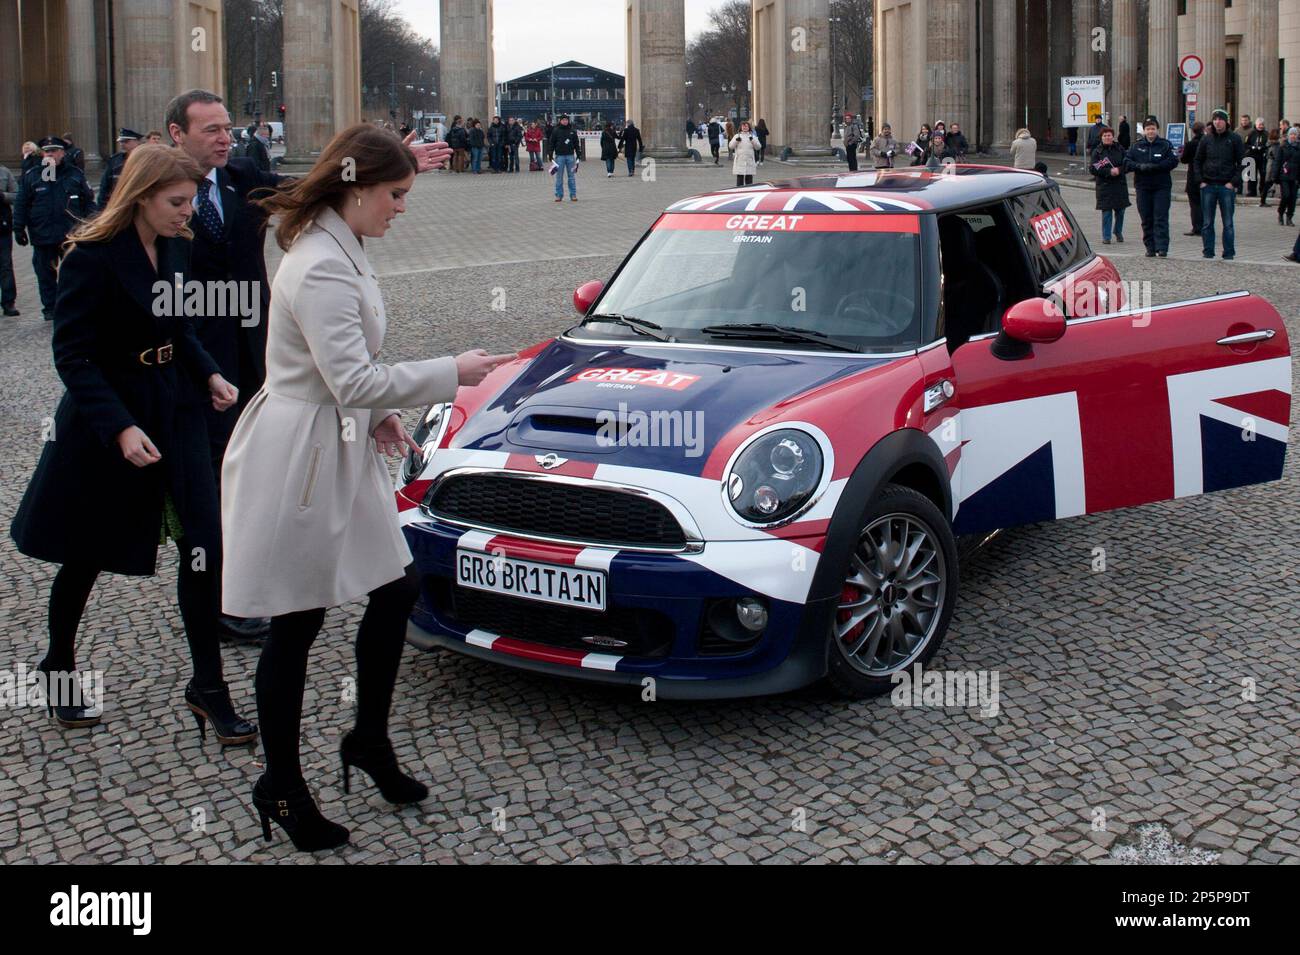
97;128;144;211
166;90;284;642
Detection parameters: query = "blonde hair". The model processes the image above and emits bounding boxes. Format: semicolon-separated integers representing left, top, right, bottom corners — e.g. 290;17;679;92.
1015;128;1030;138
62;144;204;254
21;141;39;156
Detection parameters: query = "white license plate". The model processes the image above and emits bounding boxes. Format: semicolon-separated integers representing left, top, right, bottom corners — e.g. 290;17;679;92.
455;550;606;611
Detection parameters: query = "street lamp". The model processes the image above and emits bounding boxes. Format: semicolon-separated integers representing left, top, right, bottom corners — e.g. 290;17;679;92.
828;15;843;134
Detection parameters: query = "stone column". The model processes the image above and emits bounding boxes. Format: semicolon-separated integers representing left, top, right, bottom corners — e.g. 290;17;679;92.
1147;0;1179;127
440;0;494;124
1048;0;1073;131
45;1;72;140
114;0;177;137
66;0;102;164
20;0;51;138
1073;0;1099;78
989;0;1016;147
1191;0;1225;119
927;0;971;130
785;0;832;155
0;0;23;163
1238;0;1279;125
283;0;336;160
631;0;688;159
1111;0;1138;132
1026;0;1054;143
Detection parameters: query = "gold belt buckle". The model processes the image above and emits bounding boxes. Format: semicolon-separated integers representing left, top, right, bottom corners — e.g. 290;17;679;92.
138;347;154;366
156;343;173;364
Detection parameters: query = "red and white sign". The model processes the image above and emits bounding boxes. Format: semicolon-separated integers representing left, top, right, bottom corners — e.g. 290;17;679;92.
1029;207;1073;251
1186;93;1198;108
568;367;700;390
1179;54;1204;80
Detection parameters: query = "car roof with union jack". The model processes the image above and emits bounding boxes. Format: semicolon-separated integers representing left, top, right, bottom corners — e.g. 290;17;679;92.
664;165;1049;215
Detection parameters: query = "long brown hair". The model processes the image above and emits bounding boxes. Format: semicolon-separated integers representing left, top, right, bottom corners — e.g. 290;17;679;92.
255;124;418;251
63;144;204;254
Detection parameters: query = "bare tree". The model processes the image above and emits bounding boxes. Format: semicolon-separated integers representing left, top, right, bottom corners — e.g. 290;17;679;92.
685;0;751;122
223;0;438;126
831;0;872;120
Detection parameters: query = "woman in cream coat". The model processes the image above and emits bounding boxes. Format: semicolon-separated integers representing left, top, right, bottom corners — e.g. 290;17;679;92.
729;121;760;187
223;125;512;852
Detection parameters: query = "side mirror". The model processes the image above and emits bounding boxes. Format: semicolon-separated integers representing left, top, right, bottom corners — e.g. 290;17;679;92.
992;298;1066;360
573;280;604;316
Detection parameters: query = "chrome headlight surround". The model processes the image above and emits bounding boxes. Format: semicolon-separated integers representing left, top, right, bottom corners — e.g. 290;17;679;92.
400;402;452;484
720;422;834;528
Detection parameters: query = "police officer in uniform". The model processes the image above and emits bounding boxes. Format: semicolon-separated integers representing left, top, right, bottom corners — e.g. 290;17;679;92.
97;128;144;211
13;137;95;320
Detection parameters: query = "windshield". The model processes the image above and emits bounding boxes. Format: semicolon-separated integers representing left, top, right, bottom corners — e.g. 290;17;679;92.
582;212;922;352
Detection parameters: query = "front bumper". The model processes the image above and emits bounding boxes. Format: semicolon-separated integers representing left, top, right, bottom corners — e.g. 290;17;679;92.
402;517;834;699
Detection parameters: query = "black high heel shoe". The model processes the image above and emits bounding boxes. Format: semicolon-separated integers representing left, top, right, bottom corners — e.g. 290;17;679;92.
185;680;258;745
37;662;101;728
340;732;429;804
250;776;349;852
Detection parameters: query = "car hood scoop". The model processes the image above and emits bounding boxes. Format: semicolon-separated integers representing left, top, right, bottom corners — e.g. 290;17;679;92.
451;337;889;476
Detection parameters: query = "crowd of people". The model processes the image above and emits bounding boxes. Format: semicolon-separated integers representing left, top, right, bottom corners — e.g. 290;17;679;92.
1080;109;1298;262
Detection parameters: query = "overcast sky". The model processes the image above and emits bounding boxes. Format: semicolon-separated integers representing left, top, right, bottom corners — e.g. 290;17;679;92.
391;0;726;80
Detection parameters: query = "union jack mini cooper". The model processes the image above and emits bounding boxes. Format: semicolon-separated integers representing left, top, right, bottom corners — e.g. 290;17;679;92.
397;167;1291;699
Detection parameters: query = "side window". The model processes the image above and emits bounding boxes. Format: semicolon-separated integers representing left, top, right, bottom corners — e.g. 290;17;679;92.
1009;188;1093;283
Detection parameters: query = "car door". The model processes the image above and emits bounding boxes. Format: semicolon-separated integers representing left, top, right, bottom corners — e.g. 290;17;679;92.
941;289;1291;537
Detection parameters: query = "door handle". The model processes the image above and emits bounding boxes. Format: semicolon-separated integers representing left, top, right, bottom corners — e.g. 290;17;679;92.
1216;329;1274;346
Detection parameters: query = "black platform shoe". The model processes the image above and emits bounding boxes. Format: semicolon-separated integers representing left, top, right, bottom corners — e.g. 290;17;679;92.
185;680;258;745
251;776;350;852
340;732;429;804
37;663;101;728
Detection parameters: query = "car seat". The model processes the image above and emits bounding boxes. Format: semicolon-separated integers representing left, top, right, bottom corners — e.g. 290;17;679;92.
938;215;1005;350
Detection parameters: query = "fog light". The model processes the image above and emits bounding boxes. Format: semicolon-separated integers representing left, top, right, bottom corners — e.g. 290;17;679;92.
736;597;768;632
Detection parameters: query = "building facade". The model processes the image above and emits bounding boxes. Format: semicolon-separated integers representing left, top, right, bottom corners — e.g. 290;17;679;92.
497;61;626;128
874;0;1299;151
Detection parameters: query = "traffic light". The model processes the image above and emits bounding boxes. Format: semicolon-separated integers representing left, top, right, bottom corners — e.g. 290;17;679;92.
278;104;286;118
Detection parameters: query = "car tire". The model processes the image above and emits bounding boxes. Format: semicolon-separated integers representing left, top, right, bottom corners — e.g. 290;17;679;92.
825;483;959;699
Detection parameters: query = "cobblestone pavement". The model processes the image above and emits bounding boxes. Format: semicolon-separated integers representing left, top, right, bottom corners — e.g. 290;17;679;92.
1;160;1297;864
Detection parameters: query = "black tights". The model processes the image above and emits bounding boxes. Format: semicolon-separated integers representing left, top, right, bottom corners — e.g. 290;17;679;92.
42;537;224;687
255;564;420;793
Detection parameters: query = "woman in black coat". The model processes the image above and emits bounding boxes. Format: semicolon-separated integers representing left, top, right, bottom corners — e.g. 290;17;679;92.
600;122;618;177
10;144;254;742
1089;126;1130;245
619;121;643;177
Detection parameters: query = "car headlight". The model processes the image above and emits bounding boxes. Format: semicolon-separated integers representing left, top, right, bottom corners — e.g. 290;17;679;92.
400;402;452;483
723;429;823;525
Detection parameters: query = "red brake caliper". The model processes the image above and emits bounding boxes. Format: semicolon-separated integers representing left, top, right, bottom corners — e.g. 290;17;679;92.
838;585;865;642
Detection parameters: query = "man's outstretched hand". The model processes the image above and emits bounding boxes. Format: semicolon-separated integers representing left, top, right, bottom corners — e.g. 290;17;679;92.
405;131;454;172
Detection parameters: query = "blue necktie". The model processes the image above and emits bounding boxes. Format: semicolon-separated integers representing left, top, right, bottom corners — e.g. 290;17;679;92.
195;179;224;240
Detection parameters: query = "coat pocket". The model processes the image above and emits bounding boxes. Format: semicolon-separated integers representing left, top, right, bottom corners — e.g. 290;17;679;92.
298;443;323;509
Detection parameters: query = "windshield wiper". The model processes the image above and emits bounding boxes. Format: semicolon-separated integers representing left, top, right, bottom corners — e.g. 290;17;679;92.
581;312;673;342
698;323;861;353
